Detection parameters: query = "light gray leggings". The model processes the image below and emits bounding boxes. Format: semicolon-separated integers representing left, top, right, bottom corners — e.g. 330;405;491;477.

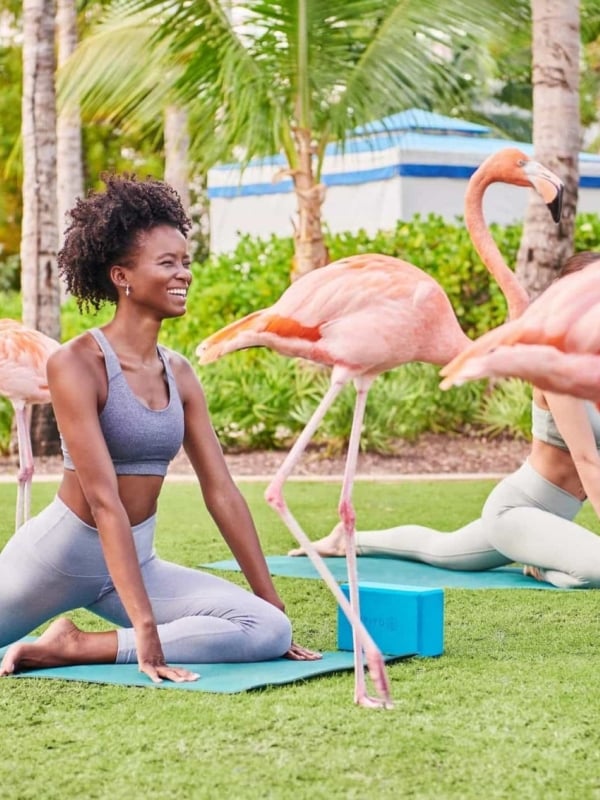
0;497;292;662
356;461;600;589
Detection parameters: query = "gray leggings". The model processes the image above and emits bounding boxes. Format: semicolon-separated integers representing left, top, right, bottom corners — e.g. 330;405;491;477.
0;497;292;662
356;461;600;588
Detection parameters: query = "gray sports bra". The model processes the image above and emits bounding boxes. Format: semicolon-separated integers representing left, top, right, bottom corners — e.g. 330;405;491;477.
531;400;600;452
61;328;184;476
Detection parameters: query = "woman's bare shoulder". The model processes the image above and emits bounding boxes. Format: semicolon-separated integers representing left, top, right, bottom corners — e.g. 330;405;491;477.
160;346;198;382
160;344;189;366
48;330;100;373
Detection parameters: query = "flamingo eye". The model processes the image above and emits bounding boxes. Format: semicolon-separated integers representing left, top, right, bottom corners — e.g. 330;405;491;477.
517;159;526;167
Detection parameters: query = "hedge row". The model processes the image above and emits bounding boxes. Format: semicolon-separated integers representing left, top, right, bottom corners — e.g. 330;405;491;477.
2;212;599;454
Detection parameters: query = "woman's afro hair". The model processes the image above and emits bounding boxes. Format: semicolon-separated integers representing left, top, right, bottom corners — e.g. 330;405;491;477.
58;173;192;311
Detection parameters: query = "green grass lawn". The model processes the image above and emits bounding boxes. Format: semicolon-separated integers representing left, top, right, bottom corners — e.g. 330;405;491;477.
1;478;600;800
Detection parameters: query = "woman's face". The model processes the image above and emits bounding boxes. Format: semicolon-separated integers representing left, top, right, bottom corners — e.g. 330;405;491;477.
124;225;192;319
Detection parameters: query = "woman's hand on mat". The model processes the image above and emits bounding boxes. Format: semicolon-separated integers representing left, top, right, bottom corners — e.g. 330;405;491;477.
284;641;322;661
137;630;199;683
141;661;200;683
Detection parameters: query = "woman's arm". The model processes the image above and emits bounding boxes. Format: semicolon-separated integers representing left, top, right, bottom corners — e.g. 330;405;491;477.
173;355;284;608
47;342;194;682
545;392;600;515
175;355;320;661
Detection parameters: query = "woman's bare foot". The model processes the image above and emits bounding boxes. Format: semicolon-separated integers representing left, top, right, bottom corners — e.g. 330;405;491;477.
288;522;348;557
523;564;547;582
0;618;88;676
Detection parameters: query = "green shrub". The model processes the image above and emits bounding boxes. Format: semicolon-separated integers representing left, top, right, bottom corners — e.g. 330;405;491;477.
200;353;487;453
60;297;113;343
0;397;13;455
0;290;22;320
290;362;487;452
0;255;20;292
0;213;597;454
572;212;600;252
475;378;533;440
199;351;322;450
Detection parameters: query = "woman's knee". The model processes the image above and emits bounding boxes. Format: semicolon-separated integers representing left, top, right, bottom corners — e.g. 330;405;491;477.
251;606;292;660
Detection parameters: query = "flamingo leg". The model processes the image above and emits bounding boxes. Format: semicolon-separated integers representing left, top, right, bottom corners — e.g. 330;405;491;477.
337;376;391;707
265;372;393;708
13;403;33;532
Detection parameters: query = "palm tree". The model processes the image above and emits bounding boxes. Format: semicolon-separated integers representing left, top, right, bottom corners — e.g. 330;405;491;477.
515;0;581;295
21;0;61;454
59;0;521;278
164;104;191;211
56;0;84;250
57;9;195;207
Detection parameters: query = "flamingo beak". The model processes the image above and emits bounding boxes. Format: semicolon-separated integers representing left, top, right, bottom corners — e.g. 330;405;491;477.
547;184;564;223
524;161;564;223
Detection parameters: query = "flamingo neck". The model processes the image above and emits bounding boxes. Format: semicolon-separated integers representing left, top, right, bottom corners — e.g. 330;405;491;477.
464;174;529;320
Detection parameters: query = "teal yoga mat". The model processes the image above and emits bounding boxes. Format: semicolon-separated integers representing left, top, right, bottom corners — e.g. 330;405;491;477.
0;639;405;693
201;556;563;590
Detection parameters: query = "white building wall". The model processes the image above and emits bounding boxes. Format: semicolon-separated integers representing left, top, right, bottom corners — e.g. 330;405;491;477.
322;177;402;236
208;139;600;254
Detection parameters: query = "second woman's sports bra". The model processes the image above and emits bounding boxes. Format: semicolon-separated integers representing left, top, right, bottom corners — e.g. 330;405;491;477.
531;400;600;452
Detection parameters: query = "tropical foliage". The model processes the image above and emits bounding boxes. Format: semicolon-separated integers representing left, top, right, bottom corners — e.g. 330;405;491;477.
1;0;599;279
59;0;525;276
11;210;600;454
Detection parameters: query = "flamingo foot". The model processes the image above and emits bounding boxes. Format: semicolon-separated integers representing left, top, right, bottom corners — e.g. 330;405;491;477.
355;693;393;710
354;647;394;709
360;648;394;709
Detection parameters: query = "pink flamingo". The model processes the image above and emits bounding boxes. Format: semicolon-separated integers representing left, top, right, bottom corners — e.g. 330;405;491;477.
440;259;600;402
196;148;563;708
0;320;60;530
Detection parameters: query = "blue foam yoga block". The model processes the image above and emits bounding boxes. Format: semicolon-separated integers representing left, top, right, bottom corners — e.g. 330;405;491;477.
337;582;444;657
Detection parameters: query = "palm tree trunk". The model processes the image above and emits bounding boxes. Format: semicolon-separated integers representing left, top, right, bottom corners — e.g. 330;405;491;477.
56;0;84;251
164;104;191;211
189;171;211;263
164;105;211;260
21;0;61;456
515;0;580;297
290;126;329;281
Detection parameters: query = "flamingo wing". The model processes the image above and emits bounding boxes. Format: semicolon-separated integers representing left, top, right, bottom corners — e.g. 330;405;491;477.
197;254;465;371
0;322;60;405
439;261;600;391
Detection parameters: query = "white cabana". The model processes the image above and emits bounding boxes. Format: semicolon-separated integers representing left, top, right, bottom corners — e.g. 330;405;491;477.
207;109;600;254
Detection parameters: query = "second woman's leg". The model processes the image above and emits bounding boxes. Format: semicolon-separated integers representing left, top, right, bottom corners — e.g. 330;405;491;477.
485;507;600;588
354;519;511;570
289;518;510;570
482;462;600;588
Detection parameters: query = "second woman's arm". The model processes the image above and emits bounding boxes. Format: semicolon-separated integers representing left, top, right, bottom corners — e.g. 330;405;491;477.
544;392;600;515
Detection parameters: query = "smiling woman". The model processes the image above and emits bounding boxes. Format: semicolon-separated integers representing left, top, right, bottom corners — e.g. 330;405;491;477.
0;174;319;682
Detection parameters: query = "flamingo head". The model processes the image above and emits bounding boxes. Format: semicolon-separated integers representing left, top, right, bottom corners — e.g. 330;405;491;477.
481;148;564;223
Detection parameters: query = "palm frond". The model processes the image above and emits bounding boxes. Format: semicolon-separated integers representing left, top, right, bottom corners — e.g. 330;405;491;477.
62;0;526;171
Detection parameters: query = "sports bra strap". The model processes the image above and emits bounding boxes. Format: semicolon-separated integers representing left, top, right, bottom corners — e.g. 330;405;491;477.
89;328;123;381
